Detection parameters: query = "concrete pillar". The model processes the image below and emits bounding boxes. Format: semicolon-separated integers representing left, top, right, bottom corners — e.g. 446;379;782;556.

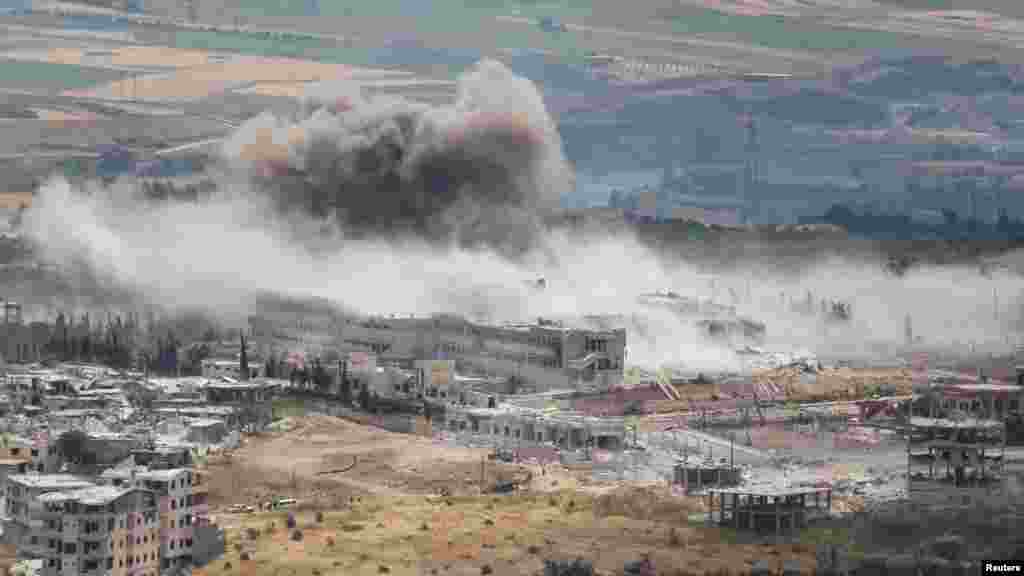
734;493;740;528
775;497;781;536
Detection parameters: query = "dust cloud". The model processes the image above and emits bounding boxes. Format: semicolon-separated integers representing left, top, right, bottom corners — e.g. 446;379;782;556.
21;59;1024;372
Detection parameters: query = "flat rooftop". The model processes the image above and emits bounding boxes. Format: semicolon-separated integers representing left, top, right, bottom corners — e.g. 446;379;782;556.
8;474;95;490
155;406;235;415
910;416;1004;429
135;468;191;482
38;485;132;506
946;383;1023;392
707;487;832;498
204;381;276;390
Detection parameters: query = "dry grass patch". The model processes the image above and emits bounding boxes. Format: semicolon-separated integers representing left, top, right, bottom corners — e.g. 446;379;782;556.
197;490;820;576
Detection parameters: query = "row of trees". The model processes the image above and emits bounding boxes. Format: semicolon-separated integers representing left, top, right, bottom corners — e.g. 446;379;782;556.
45;312;138;369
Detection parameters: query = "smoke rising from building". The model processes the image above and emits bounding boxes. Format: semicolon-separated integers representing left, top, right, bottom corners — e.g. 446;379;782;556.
19;59;1024;373
223;59;571;256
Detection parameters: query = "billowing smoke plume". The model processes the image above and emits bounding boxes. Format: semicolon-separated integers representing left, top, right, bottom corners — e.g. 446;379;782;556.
20;59;1024;373
223;59;571;256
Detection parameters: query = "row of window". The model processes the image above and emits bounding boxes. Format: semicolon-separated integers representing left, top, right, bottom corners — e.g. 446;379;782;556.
584;338;609;353
940;397;1021;412
168;537;193;551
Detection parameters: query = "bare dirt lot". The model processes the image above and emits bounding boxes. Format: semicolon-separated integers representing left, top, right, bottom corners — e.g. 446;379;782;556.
198;412;821;576
203;414;527;508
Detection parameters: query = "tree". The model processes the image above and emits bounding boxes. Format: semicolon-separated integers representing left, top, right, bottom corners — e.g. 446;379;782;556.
264;355;276;379
312;358;329;393
239;334;249;381
81;330;92;360
340;373;352;405
358;378;370;410
57;430;95;466
184;343;210;376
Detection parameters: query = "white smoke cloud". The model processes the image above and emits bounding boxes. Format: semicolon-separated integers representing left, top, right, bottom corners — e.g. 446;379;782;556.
20;59;1024;373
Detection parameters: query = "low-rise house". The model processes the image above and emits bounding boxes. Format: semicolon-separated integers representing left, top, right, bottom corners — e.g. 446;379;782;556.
200;359;264;381
130;447;191;470
154;406;238;428
185;420;227;445
202;381;277;431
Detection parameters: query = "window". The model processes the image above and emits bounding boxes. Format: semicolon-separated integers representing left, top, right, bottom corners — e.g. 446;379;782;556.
63;543;76;554
106;558;113;569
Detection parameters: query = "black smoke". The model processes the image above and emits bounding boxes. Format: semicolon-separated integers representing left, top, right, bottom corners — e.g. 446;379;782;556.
224;59;572;256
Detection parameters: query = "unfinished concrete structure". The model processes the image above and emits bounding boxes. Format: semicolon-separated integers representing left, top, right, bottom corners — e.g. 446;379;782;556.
2;474;96;549
441;403;627;452
907;416;1006;489
674;459;742;494
705;487;832;536
34;486;160;576
97;467;208;572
